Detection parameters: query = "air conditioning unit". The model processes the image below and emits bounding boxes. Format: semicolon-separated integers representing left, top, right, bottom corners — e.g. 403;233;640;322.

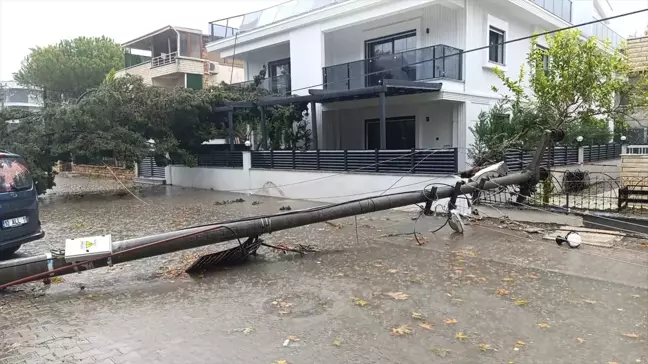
208;61;218;74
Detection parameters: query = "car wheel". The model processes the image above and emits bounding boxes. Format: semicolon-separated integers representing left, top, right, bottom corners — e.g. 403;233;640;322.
0;245;21;260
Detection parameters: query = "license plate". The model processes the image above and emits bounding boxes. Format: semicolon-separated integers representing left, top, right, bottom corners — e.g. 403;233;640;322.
2;216;28;229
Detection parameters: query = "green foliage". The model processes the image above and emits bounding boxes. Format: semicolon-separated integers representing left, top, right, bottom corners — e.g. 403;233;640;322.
14;36;123;102
472;29;647;166
0;108;58;194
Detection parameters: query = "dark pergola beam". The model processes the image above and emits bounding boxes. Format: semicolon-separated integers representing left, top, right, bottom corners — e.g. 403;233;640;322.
309;101;318;150
259;106;267;150
228;110;234;151
379;91;386;150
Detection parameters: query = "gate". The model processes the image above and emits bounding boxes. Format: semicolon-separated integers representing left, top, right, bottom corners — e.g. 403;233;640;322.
138;157;166;179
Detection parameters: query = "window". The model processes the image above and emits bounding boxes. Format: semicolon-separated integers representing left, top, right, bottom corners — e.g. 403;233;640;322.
537;45;550;75
488;27;505;64
365;116;416;150
365;30;417;86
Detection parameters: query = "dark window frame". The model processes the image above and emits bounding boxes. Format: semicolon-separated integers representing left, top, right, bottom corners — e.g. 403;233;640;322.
488;26;506;65
364;115;416;150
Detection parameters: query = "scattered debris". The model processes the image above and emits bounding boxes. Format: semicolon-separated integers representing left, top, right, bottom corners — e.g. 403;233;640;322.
537;323;551;329
444;318;458;325
279;205;292;211
214;198;245;206
386;292;409;300
419;323;433;330
411;312;424;320
583;299;597;304
455;332;468;340
351;297;369;307
391;325;412;336
251;201;263;205
332;338;342;346
243;327;254;335
622;333;641;339
577;337;585;344
478;343;492;352
513;299;529;306
496;289;509;296
325;221;342;229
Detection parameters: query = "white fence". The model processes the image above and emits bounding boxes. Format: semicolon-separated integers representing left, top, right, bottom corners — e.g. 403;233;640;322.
627;145;648;155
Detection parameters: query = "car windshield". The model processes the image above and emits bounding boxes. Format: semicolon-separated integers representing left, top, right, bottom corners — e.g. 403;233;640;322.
0;156;33;192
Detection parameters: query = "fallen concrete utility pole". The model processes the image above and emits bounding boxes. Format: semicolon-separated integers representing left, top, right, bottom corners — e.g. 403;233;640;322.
0;130;560;288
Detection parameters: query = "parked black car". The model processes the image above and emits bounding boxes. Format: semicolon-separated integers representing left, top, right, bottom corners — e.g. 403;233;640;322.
0;151;44;259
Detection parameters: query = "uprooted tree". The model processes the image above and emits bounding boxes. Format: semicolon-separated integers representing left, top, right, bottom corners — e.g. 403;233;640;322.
1;72;312;194
470;29;648;167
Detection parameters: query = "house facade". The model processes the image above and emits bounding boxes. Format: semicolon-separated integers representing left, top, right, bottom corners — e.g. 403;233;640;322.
0;81;42;113
115;25;245;89
206;0;623;169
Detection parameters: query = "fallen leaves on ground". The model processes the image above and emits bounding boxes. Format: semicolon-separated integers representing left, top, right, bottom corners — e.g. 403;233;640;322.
583;299;597;304
513;299;528;306
431;346;451;357
50;276;65;284
496;288;509;296
577;337;585;343
526;273;540;279
387;292;409;300
514;340;527;348
332;338;342;346
391;325;412;336
273;360;288;364
286;335;300;341
537;323;550;329
631;294;640;298
478;343;492;352
387;269;399;273
641;242;647;247
351;297;369;307
419;323;434;330
411;312;424;320
502;277;515;282
444;318;458;325
243;327;254;335
622;332;640;339
455;332;468;340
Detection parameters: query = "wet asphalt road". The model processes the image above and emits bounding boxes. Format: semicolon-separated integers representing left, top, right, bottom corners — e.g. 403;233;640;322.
1;175;647;364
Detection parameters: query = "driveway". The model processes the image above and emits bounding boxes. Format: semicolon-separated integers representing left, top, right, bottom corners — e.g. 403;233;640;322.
1;175;647;364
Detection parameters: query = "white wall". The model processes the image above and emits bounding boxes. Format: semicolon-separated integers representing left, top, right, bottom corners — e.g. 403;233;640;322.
323;4;464;67
169;163;460;204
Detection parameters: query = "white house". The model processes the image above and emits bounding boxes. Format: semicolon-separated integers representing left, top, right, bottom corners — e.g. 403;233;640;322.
205;0;623;170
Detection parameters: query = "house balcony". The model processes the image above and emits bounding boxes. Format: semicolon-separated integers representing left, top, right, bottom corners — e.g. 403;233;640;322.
322;44;462;91
229;74;292;96
529;0;572;23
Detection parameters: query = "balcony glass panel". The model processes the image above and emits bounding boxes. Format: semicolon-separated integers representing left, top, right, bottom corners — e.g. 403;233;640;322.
323;44;463;91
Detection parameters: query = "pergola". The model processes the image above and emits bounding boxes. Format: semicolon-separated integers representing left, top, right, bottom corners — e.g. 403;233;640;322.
215;79;442;150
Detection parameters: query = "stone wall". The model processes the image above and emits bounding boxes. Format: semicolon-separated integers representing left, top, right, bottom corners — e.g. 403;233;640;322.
69;164;135;180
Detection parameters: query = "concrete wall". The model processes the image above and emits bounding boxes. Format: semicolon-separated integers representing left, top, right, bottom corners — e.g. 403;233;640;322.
168;152;459;203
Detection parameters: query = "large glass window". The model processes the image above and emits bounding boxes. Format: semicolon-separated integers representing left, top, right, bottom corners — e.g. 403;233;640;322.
365;30;417;86
0;156;33;192
365;116;416;150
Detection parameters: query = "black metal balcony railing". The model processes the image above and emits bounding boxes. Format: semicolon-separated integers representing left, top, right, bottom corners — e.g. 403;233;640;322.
532;0;572;23
251;149;459;175
229;74;291;96
322;44;463;91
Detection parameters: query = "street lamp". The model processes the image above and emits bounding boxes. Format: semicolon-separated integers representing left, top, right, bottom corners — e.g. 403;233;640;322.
620;135;627;144
576;135;583;145
244;140;251;150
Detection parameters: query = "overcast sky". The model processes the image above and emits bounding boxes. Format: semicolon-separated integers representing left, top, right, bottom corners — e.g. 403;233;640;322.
1;0;647;80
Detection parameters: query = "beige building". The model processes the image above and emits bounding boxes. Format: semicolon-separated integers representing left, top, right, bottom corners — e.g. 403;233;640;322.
115;25;244;89
625;36;648;133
